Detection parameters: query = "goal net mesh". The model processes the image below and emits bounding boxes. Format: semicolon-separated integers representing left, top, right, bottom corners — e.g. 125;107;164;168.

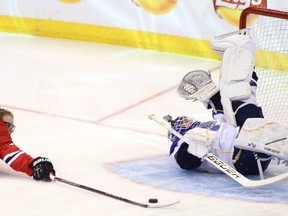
240;8;288;126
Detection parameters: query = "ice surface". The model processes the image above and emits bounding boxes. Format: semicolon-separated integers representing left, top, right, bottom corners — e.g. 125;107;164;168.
0;34;287;216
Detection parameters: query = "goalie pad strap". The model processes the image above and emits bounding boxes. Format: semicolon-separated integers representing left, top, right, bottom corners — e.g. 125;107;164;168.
220;96;237;126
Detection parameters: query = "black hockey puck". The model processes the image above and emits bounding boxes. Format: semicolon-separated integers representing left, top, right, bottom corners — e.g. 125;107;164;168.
148;198;158;203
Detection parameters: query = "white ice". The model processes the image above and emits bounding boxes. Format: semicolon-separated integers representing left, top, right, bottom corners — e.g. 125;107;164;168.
0;34;287;216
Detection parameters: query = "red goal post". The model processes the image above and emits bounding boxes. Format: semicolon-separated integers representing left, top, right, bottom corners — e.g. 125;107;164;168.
239;7;288;126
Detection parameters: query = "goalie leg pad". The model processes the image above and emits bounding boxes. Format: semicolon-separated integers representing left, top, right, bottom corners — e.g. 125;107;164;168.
210;29;255;56
220;46;255;99
219;45;255;126
235;118;288;160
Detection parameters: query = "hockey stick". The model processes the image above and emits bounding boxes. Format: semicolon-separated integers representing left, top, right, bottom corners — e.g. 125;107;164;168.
52;176;180;208
148;114;288;187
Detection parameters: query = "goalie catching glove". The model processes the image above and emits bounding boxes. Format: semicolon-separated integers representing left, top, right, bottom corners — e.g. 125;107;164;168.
29;157;55;181
177;70;219;103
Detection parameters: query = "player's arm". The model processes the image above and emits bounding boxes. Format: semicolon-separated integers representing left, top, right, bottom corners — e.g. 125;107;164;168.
0;120;55;181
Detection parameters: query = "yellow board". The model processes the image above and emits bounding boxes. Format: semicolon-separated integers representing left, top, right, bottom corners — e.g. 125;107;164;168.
0;15;287;73
0;15;218;60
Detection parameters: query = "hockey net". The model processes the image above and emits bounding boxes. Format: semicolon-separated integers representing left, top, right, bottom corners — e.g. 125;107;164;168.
239;7;288;126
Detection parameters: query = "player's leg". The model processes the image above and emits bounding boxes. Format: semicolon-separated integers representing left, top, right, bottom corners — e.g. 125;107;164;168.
233;149;271;175
232;102;264;128
211;30;257;126
231;98;272;175
233;117;288;175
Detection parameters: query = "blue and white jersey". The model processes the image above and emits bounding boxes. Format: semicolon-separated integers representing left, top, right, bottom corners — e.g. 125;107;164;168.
170;117;239;173
198;121;239;172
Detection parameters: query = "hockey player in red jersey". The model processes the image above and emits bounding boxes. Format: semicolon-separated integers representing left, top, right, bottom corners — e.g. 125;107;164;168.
0;107;55;181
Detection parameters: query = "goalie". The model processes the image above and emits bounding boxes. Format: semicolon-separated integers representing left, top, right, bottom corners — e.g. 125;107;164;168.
168;30;288;176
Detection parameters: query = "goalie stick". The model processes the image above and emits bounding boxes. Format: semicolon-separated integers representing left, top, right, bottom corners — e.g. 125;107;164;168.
148;114;288;187
51;176;180;208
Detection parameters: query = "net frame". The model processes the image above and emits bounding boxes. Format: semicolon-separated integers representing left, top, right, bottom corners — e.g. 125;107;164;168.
239;7;288;126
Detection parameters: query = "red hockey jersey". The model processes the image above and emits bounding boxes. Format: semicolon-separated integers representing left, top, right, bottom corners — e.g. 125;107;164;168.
0;120;33;176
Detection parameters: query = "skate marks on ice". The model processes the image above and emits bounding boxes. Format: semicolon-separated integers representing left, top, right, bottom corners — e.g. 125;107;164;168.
109;155;288;204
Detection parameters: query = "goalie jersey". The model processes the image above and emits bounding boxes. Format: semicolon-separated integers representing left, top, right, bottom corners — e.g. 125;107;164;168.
169;116;238;173
0;119;34;176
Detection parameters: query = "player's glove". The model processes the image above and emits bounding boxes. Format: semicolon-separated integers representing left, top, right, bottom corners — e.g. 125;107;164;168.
29;157;56;181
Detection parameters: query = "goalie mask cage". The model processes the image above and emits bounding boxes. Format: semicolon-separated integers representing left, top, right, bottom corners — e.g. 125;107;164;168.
239;7;288;126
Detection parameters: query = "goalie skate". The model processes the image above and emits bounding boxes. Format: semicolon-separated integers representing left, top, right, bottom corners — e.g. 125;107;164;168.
177;70;219;102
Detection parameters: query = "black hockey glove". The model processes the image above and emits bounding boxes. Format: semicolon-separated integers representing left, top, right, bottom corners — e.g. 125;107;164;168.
29;157;56;181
